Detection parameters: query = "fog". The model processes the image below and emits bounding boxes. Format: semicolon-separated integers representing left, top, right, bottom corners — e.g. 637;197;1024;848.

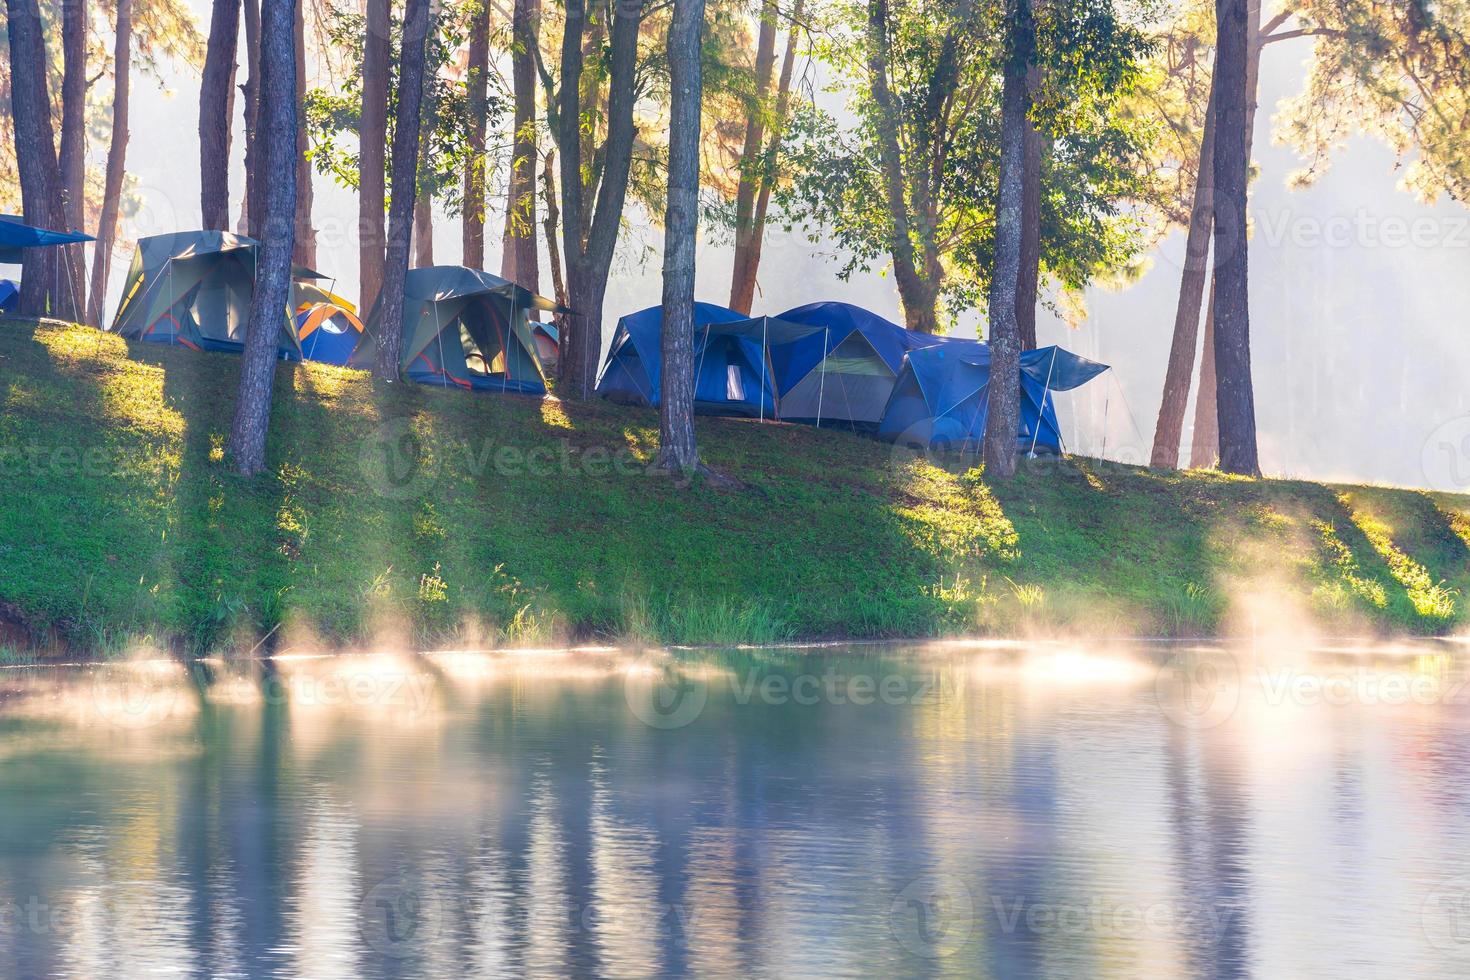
113;13;1470;491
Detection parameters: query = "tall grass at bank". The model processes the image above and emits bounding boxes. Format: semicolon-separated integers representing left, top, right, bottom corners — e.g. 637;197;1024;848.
1;318;1467;656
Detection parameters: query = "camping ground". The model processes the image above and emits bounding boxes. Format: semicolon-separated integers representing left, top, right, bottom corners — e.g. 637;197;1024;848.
2;317;1468;658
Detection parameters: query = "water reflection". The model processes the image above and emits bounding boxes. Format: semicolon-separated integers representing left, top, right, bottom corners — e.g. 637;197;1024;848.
0;641;1468;977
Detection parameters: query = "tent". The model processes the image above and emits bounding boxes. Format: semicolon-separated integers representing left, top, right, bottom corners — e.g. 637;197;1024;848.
765;301;942;427
108;231;302;358
596;303;821;418
878;342;1109;453
351;265;554;394
296;303;365;365
532;321;560;372
0;280;17;314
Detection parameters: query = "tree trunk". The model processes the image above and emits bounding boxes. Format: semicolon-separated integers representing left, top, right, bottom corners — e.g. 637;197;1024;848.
200;0;242;230
654;0;706;474
375;0;432;381
5;0;73;318
501;0;540;289
293;0;316;267
1211;0;1259;476
982;0;1030;480
59;0;87;316
1150;73;1217;469
240;0;262;236
726;0;779;315
1189;285;1218;467
414;188;434;267
228;0;298;476
1016;64;1042;351
540;147;569;316
462;0;489;269
1191;4;1263;468
359;0;390;313
89;0;133;329
557;0;643;399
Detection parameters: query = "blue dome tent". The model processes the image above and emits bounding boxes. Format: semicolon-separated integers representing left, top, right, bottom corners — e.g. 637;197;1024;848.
596;303;820;418
878;342;1109;453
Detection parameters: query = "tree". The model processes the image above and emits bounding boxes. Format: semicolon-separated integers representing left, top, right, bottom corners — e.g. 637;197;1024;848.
240;0;263;235
200;0;241;229
375;0;433;380
1211;0;1258;476
6;0;77;318
59;0;89;317
227;0;298;475
462;0;489;269
654;0;707;474
556;0;644;398
360;0;390;312
89;0;135;328
501;0;540;289
983;0;1032;480
294;0;317;267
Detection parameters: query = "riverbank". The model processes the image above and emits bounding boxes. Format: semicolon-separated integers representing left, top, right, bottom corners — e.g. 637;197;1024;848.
1;317;1466;657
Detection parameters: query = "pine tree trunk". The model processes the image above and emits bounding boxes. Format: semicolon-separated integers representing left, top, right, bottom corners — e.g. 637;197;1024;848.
200;0;242;230
1191;5;1262;468
462;0;489;269
982;0;1030;481
375;0;432;381
727;0;778;315
89;0;132;329
293;1;317;267
654;0;706;474
240;0;262;235
1211;0;1259;476
501;0;540;290
540;148;569;313
414;188;434;267
59;0;88;316
557;0;642;399
1016;64;1043;351
359;0;390;313
1150;74;1216;469
228;0;298;476
6;0;72;318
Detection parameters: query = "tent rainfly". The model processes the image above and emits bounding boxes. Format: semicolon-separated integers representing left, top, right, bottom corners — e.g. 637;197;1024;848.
108;231;303;358
350;265;555;394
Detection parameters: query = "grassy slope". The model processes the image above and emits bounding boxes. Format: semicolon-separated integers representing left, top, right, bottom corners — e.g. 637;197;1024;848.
1;318;1467;655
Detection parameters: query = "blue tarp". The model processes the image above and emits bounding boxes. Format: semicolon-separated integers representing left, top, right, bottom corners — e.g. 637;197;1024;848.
878;343;1110;453
0;216;93;265
597;303;821;417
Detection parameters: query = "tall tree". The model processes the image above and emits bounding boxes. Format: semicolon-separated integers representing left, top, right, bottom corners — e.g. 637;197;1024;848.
240;0;263;235
200;0;242;229
59;0;88;315
556;0;643;398
293;0;317;266
727;0;779;314
1210;0;1258;476
375;0;432;380
500;0;539;289
982;0;1032;480
462;0;489;269
89;0;135;328
359;0;390;312
1015;64;1042;350
228;0;298;475
414;188;434;265
6;0;76;318
654;0;707;474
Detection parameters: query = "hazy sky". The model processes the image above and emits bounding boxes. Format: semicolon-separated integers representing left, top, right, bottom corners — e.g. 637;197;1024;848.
114;7;1470;492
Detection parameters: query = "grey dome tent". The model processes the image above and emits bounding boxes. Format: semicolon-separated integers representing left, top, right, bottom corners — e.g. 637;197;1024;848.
109;231;303;358
351;265;556;394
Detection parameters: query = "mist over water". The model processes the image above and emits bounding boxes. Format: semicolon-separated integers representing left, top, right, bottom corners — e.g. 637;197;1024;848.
2;641;1469;978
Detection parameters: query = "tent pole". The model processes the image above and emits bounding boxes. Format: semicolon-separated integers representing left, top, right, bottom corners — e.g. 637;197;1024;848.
816;327;827;428
760;316;767;421
1028;347;1059;458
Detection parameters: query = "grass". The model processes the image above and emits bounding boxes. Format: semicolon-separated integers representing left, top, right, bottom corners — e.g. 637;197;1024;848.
1;316;1467;656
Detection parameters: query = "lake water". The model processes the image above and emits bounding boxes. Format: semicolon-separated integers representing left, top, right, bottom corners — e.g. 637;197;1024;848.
1;640;1469;978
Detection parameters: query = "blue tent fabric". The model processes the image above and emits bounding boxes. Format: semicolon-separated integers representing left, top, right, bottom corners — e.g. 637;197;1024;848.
767;301;919;393
597;303;811;417
0;280;17;313
878;343;1109;452
0;216;93;265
